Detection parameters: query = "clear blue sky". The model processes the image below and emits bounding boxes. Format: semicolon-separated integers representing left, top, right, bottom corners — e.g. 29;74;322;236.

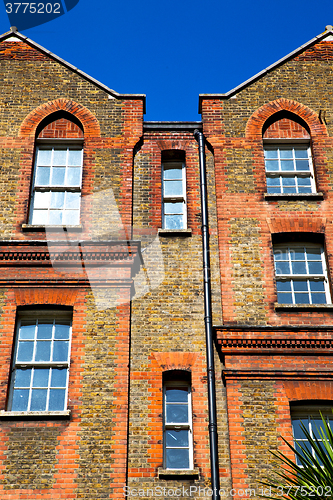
0;0;332;121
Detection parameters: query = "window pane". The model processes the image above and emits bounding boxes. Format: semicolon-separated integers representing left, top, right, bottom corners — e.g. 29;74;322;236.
17;341;34;362
166;430;189;447
37;323;53;339
265;161;279;171
52;341;69;362
48;210;63;225
63;210;80;225
166;387;188;403
308;262;323;274
34;192;50;209
276;281;292;292
53;150;67;166
265;150;278;159
49;389;66;411
37;150;52;166
280;160;294;171
164;180;183;197
35;341;51;362
66;192;80;209
275;262;290;275
280;149;293;159
50;192;65;209
68;150;82;166
32;368;49;387
311;293;327;304
36;167;50;186
51;368;67;387
51;167;66;186
296;160;310;171
32;210;48;225
54;324;70;340
164;202;183;215
166;448;189;469
163;168;182;180
293;281;308;292
30;389;47;411
295;149;309;159
293;418;308;439
267;177;280;187
164;215;183;230
166;405;188;423
277;292;293;304
12;389;29;411
294;293;310;304
14;368;32;388
67;167;81;186
291;262;307;274
19;323;35;340
309;281;325;292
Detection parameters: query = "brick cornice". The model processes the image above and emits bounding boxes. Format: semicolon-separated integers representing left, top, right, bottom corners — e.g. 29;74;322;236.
219;338;333;355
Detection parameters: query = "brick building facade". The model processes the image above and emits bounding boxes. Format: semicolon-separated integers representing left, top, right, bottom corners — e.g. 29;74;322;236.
0;24;333;500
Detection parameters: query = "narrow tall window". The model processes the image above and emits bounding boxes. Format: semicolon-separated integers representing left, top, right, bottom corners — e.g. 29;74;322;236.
273;243;331;304
8;310;72;412
162;151;186;230
163;376;193;470
292;411;333;466
30;145;83;225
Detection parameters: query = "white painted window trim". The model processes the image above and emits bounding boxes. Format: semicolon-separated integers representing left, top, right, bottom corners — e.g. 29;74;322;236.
162;161;187;230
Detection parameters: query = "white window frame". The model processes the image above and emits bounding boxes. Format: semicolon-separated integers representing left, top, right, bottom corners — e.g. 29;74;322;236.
291;407;333;466
8;309;72;413
264;140;316;194
30;139;83;226
273;243;331;305
163;380;193;470
162;161;187;230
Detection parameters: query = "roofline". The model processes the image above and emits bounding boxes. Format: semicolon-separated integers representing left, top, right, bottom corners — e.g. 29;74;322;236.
198;27;333;113
143;121;202;131
0;29;146;113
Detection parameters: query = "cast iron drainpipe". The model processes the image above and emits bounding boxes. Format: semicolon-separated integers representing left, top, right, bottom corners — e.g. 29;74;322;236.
194;130;221;500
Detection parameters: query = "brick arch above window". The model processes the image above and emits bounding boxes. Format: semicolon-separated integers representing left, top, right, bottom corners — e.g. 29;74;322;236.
263;111;310;139
36;111;84;139
267;217;326;234
284;381;333;402
14;288;78;306
19;99;100;138
245;98;327;140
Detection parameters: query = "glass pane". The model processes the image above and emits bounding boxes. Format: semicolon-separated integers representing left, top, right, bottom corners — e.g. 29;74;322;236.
293;250;305;260
19;323;35;340
282;177;296;187
52;341;69;362
280;160;294;171
35;341;51;362
166;405;188;424
66;192;80;209
12;389;29;411
36;167;50;186
63;210;80;225
308;262;323;274
291;262;307;274
311;293;327;304
50;192;65;209
295;293;310;304
164;180;183;197
264;149;278;159
163;168;182;180
277;292;293;304
293;419;308;439
295;160;310;171
166;387;188;403
33;368;49;388
17;341;34;362
265;160;279;171
34;192;50;209
295;149;308;159
274;249;289;261
166;430;189;447
312;419;324;440
51;167;66;186
275;262;290;275
51;368;67;387
37;323;53;339
293;281;308;292
32;209;48;225
267;186;281;194
68;150;82;166
280;149;293;159
67;167;81;186
298;186;312;194
283;187;297;194
48;210;63;225
164;202;183;215
310;281;325;292
37;149;52;166
164;215;183;230
53;150;67;166
276;281;292;292
14;368;32;388
166;448;189;469
307;248;322;259
48;389;66;411
30;389;47;411
54;323;70;340
298;177;311;186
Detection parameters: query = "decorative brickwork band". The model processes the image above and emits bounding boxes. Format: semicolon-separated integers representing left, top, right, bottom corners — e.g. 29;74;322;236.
220;338;333;353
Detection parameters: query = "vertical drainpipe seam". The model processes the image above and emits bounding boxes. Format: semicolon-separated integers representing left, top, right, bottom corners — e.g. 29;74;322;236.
194;129;221;500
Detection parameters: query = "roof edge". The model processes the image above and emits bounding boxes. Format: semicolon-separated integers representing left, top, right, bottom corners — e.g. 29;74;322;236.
0;29;146;113
198;27;333;113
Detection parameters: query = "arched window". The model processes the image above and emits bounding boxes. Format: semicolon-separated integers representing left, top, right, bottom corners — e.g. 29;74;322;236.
161;150;187;230
163;370;193;470
263;113;316;195
30;112;84;226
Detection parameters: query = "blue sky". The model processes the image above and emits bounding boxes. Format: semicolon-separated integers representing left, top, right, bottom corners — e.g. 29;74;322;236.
0;0;332;121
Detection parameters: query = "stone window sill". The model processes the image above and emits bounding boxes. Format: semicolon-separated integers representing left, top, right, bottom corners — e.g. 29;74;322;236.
22;224;82;232
265;193;323;201
274;303;333;311
158;468;199;479
158;228;192;237
0;410;71;420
